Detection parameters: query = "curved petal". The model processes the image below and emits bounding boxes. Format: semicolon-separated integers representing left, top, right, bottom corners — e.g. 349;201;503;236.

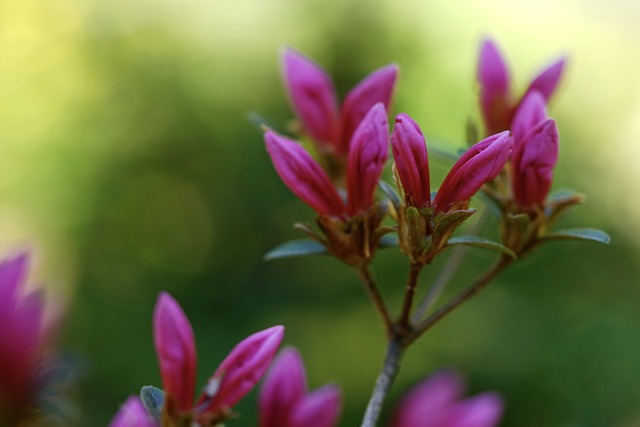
203;325;285;412
511;90;547;149
259;347;308;427
346;103;390;215
339;64;398;154
282;48;340;147
109;396;156;427
153;292;197;412
391;113;431;207
477;38;512;135
433;131;513;213
289;384;342;427
449;392;504;427
524;56;567;102
265;130;346;216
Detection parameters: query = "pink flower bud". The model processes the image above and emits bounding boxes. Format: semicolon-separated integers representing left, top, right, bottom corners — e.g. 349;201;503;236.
202;325;285;412
433;131;513;213
260;347;341;427
511;118;559;208
153;292;197;412
391;370;503;427
391;113;431;208
511;90;547;148
346;103;390;216
0;252;48;412
338;64;398;154
524;56;567;102
109;396;156;427
265;130;347;217
282;48;340;146
477;38;512;135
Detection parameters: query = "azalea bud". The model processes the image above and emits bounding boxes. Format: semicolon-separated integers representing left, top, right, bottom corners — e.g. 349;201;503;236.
477;38;512;135
391;113;431;208
346;103;390;216
260;347;341;427
511;90;547;147
524;56;567;102
282;48;340;146
153;292;197;413
202;325;285;412
511;118;559;208
109;396;156;427
391;370;503;427
338;64;398;154
433;131;513;213
265;130;347;217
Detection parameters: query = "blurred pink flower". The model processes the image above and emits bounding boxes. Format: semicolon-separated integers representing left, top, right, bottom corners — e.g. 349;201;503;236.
0;252;53;416
283;48;398;155
477;37;566;136
109;396;155;427
259;347;341;427
153;292;284;423
266;103;389;217
391;370;503;427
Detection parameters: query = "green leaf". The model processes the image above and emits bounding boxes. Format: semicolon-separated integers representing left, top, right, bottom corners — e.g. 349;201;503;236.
541;228;611;244
140;386;165;423
378;180;402;210
446;236;517;258
379;233;399;248
264;239;328;261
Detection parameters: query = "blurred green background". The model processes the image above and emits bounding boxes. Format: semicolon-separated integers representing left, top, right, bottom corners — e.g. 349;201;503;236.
1;0;639;425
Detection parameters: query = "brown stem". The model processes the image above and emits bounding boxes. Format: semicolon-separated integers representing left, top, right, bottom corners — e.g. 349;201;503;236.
356;266;394;333
360;339;404;427
399;263;423;327
403;255;512;346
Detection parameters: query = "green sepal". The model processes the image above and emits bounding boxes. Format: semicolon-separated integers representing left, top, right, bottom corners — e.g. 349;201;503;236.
140;385;165;423
540;228;611;244
446;236;517;259
264;239;328;261
378;180;402;211
433;209;476;238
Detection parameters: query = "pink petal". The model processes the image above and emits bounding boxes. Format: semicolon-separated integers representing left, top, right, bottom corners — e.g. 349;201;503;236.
289;384;342;427
346;103;390;216
282;48;340;147
433;131;513;213
153;292;197;412
109;396;157;427
391;113;431;207
511;90;547;149
0;252;29;309
259;347;308;427
339;64;398;154
477;38;513;135
204;325;285;412
448;392;504;427
265;130;347;217
512;119;559;207
524;56;567;102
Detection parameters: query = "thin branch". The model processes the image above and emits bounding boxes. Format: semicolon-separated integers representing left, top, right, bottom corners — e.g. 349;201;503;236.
399;263;423;326
404;255;511;346
356;266;394;332
360;339;404;427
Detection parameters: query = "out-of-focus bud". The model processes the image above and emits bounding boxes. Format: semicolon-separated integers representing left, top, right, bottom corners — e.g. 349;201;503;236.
511;90;547;147
477;38;512;135
524;56;567;102
109;396;156;427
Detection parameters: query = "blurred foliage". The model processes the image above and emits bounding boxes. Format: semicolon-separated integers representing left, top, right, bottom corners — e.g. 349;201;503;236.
0;0;639;426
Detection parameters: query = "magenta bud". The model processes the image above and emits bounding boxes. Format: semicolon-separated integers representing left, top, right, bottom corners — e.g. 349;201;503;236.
511;90;547;147
433;131;513;213
109;396;156;427
259;347;341;427
391;113;431;208
339;64;398;154
477;38;512;135
391;370;503;427
511;118;559;208
203;325;285;412
346;103;390;216
265;130;347;217
282;48;340;146
524;56;567;102
153;292;197;412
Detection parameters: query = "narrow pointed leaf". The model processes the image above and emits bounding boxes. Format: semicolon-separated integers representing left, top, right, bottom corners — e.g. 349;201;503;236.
446;236;516;258
264;240;328;261
541;228;610;244
140;386;165;424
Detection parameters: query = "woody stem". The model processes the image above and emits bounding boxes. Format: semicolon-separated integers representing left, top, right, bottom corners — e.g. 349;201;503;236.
356;265;394;333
